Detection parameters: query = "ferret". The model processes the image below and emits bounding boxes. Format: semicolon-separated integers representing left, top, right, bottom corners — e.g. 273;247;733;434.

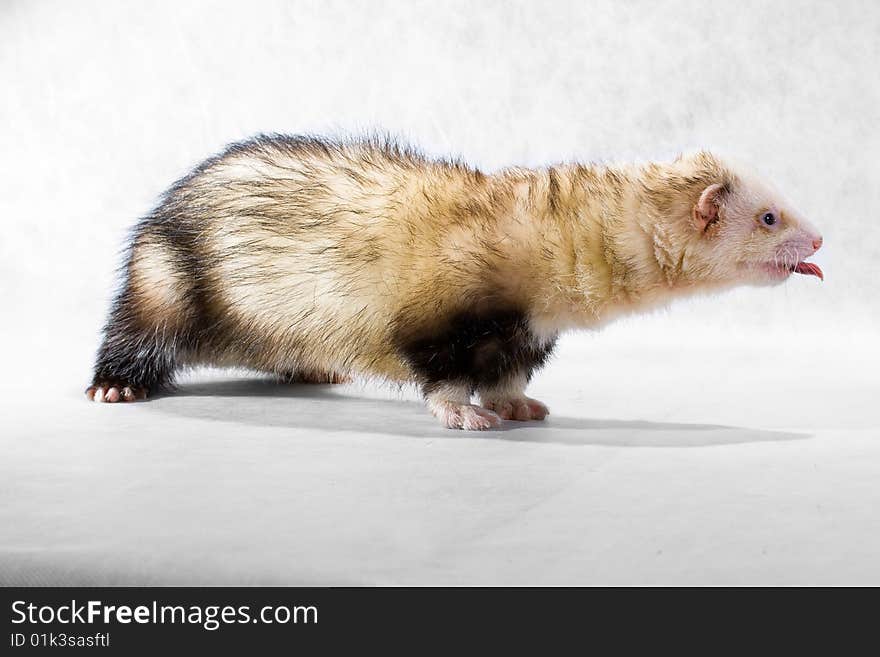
86;135;823;430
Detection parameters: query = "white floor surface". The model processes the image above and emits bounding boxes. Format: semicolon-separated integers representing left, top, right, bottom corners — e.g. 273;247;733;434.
3;329;877;585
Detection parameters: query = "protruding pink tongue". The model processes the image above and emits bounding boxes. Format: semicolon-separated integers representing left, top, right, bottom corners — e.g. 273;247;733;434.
793;262;824;280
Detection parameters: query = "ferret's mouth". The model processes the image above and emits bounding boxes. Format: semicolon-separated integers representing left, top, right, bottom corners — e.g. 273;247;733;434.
791;261;824;280
754;260;824;281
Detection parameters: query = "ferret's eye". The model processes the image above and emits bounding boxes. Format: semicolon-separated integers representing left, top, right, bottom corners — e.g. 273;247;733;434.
761;212;776;226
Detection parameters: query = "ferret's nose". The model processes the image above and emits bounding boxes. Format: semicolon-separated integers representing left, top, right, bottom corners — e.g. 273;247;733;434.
812;236;823;252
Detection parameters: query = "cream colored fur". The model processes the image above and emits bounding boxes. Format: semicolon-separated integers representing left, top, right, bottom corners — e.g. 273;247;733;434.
129;141;821;398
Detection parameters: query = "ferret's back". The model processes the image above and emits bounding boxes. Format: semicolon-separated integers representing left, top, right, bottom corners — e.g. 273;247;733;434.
126;135;497;379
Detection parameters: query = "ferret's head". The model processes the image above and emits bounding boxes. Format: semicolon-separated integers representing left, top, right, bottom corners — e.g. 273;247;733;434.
663;152;823;288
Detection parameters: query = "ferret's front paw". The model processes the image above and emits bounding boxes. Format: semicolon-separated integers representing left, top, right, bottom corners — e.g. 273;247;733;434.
431;402;502;431
482;396;549;421
86;382;148;403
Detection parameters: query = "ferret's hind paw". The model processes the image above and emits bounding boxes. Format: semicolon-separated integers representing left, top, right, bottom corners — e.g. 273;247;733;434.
483;396;549;421
432;402;502;431
86;383;148;403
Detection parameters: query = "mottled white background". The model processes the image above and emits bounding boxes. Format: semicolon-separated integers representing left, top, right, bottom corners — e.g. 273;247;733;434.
1;1;878;585
3;0;878;355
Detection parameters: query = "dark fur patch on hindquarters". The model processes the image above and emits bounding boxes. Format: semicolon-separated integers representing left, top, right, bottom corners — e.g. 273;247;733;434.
394;307;556;393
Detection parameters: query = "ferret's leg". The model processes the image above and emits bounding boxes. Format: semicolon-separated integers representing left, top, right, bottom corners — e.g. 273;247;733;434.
398;308;556;430
424;383;502;431
87;332;176;402
87;322;177;402
478;373;549;422
86;287;180;403
87;227;209;402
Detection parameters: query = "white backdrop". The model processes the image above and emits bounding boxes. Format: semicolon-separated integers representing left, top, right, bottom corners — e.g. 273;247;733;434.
3;0;879;349
2;1;879;585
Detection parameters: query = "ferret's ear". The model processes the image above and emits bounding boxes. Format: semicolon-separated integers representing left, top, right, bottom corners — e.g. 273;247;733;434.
692;183;725;231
